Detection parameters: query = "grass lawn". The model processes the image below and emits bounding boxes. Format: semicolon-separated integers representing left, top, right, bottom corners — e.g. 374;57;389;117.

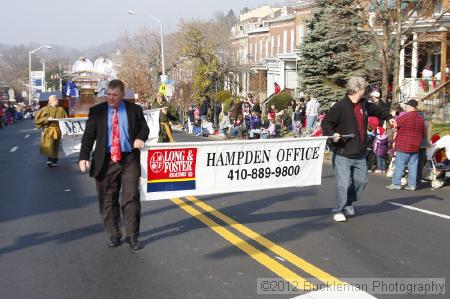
431;123;450;136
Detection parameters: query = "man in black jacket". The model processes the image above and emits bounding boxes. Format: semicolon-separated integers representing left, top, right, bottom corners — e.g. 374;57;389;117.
200;96;210;124
322;77;395;222
79;79;149;249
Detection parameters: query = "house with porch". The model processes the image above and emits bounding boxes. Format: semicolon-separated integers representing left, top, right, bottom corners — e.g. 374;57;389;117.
394;0;450;122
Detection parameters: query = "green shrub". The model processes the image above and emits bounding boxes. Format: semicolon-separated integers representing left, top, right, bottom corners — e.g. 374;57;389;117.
223;98;233;113
214;90;232;103
267;91;292;111
431;123;450;136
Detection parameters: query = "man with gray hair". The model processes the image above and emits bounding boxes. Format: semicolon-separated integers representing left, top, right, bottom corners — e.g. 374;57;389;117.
322;76;396;222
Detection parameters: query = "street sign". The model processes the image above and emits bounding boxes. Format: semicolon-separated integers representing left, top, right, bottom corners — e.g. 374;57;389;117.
31;71;44;95
158;82;167;96
166;83;174;97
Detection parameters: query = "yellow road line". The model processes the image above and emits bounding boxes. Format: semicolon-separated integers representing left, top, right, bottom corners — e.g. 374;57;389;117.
170;198;310;289
185;195;346;286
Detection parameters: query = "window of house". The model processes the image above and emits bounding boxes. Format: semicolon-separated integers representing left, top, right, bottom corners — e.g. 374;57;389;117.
290;29;295;52
285;69;298;89
271;36;274;56
277;35;280;53
434;0;442;15
283;30;288;54
298;23;306;45
260;40;263;60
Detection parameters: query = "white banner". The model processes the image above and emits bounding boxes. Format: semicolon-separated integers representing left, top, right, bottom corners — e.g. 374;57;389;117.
143;109;160;144
59;117;87;155
58;109;160;156
139;137;328;201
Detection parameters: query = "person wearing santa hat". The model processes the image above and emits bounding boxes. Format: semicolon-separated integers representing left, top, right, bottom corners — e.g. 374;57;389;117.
373;126;389;173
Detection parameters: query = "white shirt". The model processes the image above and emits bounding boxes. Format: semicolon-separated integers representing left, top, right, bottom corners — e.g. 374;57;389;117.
306;98;320;117
422;69;433;79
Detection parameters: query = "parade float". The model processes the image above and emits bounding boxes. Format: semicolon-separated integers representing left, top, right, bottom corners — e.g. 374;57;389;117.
65;56;117;117
58;56;160;156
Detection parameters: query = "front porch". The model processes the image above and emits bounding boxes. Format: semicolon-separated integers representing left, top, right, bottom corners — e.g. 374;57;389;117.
399;28;449;123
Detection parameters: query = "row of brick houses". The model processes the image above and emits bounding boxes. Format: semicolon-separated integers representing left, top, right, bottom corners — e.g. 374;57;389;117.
228;0;450;104
227;2;314;100
169;0;450;122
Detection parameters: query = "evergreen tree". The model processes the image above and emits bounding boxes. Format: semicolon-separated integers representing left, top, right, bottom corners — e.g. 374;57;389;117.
299;0;371;107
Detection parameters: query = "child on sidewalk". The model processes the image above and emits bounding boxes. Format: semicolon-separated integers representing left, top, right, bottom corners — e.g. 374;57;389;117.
373;126;389;173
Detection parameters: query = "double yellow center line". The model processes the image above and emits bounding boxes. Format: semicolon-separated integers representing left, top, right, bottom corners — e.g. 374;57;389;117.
170;196;346;290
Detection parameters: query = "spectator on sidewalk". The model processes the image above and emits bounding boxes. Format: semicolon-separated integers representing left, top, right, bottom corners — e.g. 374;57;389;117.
274;82;281;94
292;105;303;137
387;99;425;191
366;126;377;172
251;96;262;115
200;96;210;124
248;111;262;138
306;95;320;134
186;105;195;134
374;127;389;173
417;110;430;187
230;117;247;139
268;105;276;120
0;104;4;129
219;111;232;136
322;76;395;222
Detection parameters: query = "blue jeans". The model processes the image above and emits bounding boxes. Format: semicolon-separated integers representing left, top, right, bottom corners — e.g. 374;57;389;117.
332;154;368;213
306;116;317;133
392;151;418;187
376;156;386;171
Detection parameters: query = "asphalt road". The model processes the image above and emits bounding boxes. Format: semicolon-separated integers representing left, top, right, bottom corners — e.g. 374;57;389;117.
0;121;449;299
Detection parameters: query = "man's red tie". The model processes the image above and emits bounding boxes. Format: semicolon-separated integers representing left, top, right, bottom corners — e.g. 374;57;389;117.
111;108;121;163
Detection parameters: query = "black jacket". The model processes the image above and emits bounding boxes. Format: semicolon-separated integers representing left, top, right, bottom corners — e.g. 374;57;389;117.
321;96;392;158
79;101;149;178
200;100;209;116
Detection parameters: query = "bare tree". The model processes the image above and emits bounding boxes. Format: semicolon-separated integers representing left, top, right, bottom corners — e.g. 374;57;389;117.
0;45;29;91
118;27;163;104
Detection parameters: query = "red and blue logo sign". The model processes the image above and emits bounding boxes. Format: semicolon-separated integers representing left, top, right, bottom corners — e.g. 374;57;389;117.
147;148;197;193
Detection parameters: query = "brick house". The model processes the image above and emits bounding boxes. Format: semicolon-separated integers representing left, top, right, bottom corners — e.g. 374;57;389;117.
229;1;314;100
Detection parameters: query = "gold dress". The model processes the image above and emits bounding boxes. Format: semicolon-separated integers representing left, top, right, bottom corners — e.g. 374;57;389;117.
152;100;179;143
35;106;68;159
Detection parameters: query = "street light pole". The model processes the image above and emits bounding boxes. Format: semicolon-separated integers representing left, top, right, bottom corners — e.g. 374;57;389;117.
159;18;165;76
28;45;52;105
128;10;165;77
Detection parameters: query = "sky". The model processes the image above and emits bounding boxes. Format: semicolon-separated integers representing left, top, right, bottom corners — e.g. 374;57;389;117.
1;0;281;50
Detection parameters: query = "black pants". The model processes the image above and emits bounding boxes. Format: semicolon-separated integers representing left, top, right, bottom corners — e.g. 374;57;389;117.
366;150;376;172
95;153;141;239
417;148;427;187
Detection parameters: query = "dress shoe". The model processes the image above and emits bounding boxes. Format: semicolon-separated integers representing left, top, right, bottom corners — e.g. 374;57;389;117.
125;236;141;250
108;236;122;247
